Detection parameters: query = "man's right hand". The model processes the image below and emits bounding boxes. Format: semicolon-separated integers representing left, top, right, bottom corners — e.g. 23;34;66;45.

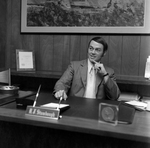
54;90;68;100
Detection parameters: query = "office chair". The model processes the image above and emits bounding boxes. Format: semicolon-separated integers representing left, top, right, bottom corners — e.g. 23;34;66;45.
0;69;11;85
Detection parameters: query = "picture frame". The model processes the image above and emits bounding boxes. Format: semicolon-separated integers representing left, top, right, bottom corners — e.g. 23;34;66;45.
99;103;119;126
16;49;35;71
21;0;150;34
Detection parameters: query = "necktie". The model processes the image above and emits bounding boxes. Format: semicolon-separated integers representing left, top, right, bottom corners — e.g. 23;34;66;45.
84;66;96;98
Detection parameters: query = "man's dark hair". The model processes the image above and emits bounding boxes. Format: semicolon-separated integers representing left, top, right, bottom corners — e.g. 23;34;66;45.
88;37;108;53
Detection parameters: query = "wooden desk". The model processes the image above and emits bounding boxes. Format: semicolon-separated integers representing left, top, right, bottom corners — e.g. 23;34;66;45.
0;92;150;148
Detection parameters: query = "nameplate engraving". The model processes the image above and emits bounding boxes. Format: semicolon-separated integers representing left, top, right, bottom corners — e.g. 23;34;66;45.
25;106;60;120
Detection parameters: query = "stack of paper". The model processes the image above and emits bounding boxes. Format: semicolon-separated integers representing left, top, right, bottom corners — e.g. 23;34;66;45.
41;103;69;109
146;102;150;111
118;92;140;101
125;101;147;111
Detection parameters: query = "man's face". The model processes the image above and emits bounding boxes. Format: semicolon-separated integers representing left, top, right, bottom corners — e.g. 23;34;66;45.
88;40;105;63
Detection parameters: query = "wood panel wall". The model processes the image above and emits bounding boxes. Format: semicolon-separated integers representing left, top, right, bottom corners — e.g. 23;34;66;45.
0;0;7;68
1;0;150;78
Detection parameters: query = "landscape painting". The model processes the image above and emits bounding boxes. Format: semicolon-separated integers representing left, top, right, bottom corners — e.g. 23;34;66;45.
21;0;150;33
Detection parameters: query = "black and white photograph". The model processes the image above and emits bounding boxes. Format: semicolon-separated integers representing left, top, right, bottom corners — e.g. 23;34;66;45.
0;0;150;148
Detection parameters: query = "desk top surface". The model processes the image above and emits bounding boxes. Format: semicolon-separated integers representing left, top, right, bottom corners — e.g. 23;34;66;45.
0;91;150;144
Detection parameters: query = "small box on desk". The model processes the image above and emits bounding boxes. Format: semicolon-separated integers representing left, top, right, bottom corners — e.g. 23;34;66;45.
15;91;36;109
0;90;36;106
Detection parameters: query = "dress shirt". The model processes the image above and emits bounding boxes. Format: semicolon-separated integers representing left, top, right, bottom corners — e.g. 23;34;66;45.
84;60;96;98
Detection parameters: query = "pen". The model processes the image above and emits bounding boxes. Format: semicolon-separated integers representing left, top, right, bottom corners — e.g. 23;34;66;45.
58;96;63;109
33;85;41;107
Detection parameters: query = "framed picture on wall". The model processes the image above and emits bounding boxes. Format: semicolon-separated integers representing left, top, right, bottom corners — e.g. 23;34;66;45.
16;49;35;71
21;0;150;34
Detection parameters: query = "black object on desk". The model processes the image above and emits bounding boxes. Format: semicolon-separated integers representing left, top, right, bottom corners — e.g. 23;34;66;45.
16;91;36;108
118;102;136;124
0;93;15;106
0;90;36;106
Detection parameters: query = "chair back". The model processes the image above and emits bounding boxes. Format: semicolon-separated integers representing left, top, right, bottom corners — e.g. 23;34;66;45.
0;69;11;85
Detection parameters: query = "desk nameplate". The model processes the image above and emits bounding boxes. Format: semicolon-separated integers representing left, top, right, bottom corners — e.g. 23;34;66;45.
25;106;60;120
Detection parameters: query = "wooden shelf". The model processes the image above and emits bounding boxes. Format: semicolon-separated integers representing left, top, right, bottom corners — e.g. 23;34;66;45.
116;75;150;86
11;70;150;86
11;70;62;79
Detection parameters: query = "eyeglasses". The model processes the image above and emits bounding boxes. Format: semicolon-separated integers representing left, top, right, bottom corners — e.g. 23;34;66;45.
88;46;103;54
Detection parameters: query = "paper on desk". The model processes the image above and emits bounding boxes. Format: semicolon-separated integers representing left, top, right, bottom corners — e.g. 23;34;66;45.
125;100;147;110
118;92;140;101
41;103;69;109
146;102;150;111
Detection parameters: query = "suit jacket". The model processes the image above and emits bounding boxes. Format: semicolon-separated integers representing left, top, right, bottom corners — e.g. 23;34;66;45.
54;59;120;100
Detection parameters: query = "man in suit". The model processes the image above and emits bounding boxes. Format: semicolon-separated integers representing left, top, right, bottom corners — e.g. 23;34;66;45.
54;37;120;100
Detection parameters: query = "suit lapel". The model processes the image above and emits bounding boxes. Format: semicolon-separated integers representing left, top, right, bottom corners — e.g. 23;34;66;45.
95;73;103;94
80;60;88;87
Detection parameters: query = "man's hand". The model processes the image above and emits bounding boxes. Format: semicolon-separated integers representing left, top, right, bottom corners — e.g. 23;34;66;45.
54;90;67;100
91;60;107;75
